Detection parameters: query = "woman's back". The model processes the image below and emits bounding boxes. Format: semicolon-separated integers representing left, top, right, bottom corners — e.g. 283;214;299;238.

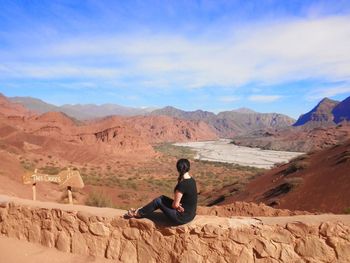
175;177;197;223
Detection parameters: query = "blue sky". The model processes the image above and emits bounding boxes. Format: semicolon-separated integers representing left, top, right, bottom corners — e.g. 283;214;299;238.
1;0;350;118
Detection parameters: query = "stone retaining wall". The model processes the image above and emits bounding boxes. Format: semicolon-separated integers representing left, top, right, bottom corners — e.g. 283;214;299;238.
0;196;349;262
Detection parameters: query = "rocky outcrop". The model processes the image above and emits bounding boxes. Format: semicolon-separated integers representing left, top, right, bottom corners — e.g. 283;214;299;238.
0;195;349;262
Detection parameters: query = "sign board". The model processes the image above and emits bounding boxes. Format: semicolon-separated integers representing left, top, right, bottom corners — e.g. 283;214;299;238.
23;168;84;189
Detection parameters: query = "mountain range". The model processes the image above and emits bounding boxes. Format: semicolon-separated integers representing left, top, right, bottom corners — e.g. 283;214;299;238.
9;96;156;119
9;95;295;137
151;106;295;137
6;93;350;141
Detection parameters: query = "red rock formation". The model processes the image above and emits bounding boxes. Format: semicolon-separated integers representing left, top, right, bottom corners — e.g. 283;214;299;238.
125;115;218;143
0;94;217;165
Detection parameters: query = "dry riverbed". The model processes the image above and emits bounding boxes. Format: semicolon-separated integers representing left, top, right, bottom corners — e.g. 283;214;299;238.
174;139;304;169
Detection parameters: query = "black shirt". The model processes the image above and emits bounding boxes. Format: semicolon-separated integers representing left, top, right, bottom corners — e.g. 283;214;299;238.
174;177;197;223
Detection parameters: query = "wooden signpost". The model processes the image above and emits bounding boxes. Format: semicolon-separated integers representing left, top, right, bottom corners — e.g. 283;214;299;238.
22;168;84;204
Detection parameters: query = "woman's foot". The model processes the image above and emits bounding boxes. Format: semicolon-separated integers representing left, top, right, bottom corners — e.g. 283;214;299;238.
124;208;141;219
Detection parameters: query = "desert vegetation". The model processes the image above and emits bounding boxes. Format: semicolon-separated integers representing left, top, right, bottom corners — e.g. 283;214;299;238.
85;191;115;208
284;156;310;175
77;143;267;209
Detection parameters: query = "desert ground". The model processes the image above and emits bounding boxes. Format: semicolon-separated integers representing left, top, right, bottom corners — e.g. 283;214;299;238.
174;139;303;169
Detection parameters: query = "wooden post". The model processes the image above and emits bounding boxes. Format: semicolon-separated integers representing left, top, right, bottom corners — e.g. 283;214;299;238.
67;186;73;204
32;168;37;201
32;183;36;201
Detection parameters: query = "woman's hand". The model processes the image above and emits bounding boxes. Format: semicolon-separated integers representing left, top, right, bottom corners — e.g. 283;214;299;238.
176;204;185;213
173;190;184;212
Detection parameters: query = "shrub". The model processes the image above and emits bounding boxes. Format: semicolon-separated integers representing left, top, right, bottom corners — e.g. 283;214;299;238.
285;177;304;187
20;160;35;171
40;166;61;175
273;162;287;168
85;191;114;208
284;161;309;175
344;207;350;214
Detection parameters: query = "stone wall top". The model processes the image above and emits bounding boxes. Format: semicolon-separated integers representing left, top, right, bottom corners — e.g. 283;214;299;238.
1;194;349;229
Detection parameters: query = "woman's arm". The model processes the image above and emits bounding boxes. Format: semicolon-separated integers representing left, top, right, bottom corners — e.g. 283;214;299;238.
172;190;184;212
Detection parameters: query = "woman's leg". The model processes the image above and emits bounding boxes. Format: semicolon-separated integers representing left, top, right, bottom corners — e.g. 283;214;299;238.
138;195;181;223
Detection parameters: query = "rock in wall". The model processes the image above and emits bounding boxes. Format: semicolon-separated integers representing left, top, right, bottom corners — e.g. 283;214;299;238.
0;195;349;262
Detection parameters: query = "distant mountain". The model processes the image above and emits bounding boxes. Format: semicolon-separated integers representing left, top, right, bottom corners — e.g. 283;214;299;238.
150;106;216;120
293;96;350;127
7;95;297;137
216;110;295;137
9;96;156;120
233;96;350;152
293;98;339;127
332;96;350;123
10;96;59;113
0;93;32;117
231;107;256;114
151;106;295;138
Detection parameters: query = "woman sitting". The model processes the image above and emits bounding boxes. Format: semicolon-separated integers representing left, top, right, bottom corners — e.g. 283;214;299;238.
125;158;197;225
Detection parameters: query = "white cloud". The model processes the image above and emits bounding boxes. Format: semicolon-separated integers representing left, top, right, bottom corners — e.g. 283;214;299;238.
1;15;350;89
248;95;282;103
0;64;121;79
306;85;350;100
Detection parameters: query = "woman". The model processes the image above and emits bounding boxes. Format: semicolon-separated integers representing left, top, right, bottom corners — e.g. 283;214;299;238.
125;158;197;225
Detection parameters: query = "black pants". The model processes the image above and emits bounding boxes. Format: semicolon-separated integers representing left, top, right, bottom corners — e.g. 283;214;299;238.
138;195;183;224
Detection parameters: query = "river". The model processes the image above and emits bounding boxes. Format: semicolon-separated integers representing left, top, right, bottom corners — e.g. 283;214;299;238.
173;139;304;169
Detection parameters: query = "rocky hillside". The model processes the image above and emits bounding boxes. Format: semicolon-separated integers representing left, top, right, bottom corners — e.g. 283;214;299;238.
151;106;295;138
125;115;217;143
216;139;350;213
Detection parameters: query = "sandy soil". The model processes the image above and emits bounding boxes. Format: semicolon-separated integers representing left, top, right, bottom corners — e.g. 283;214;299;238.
0;237;114;263
174;139;303;168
